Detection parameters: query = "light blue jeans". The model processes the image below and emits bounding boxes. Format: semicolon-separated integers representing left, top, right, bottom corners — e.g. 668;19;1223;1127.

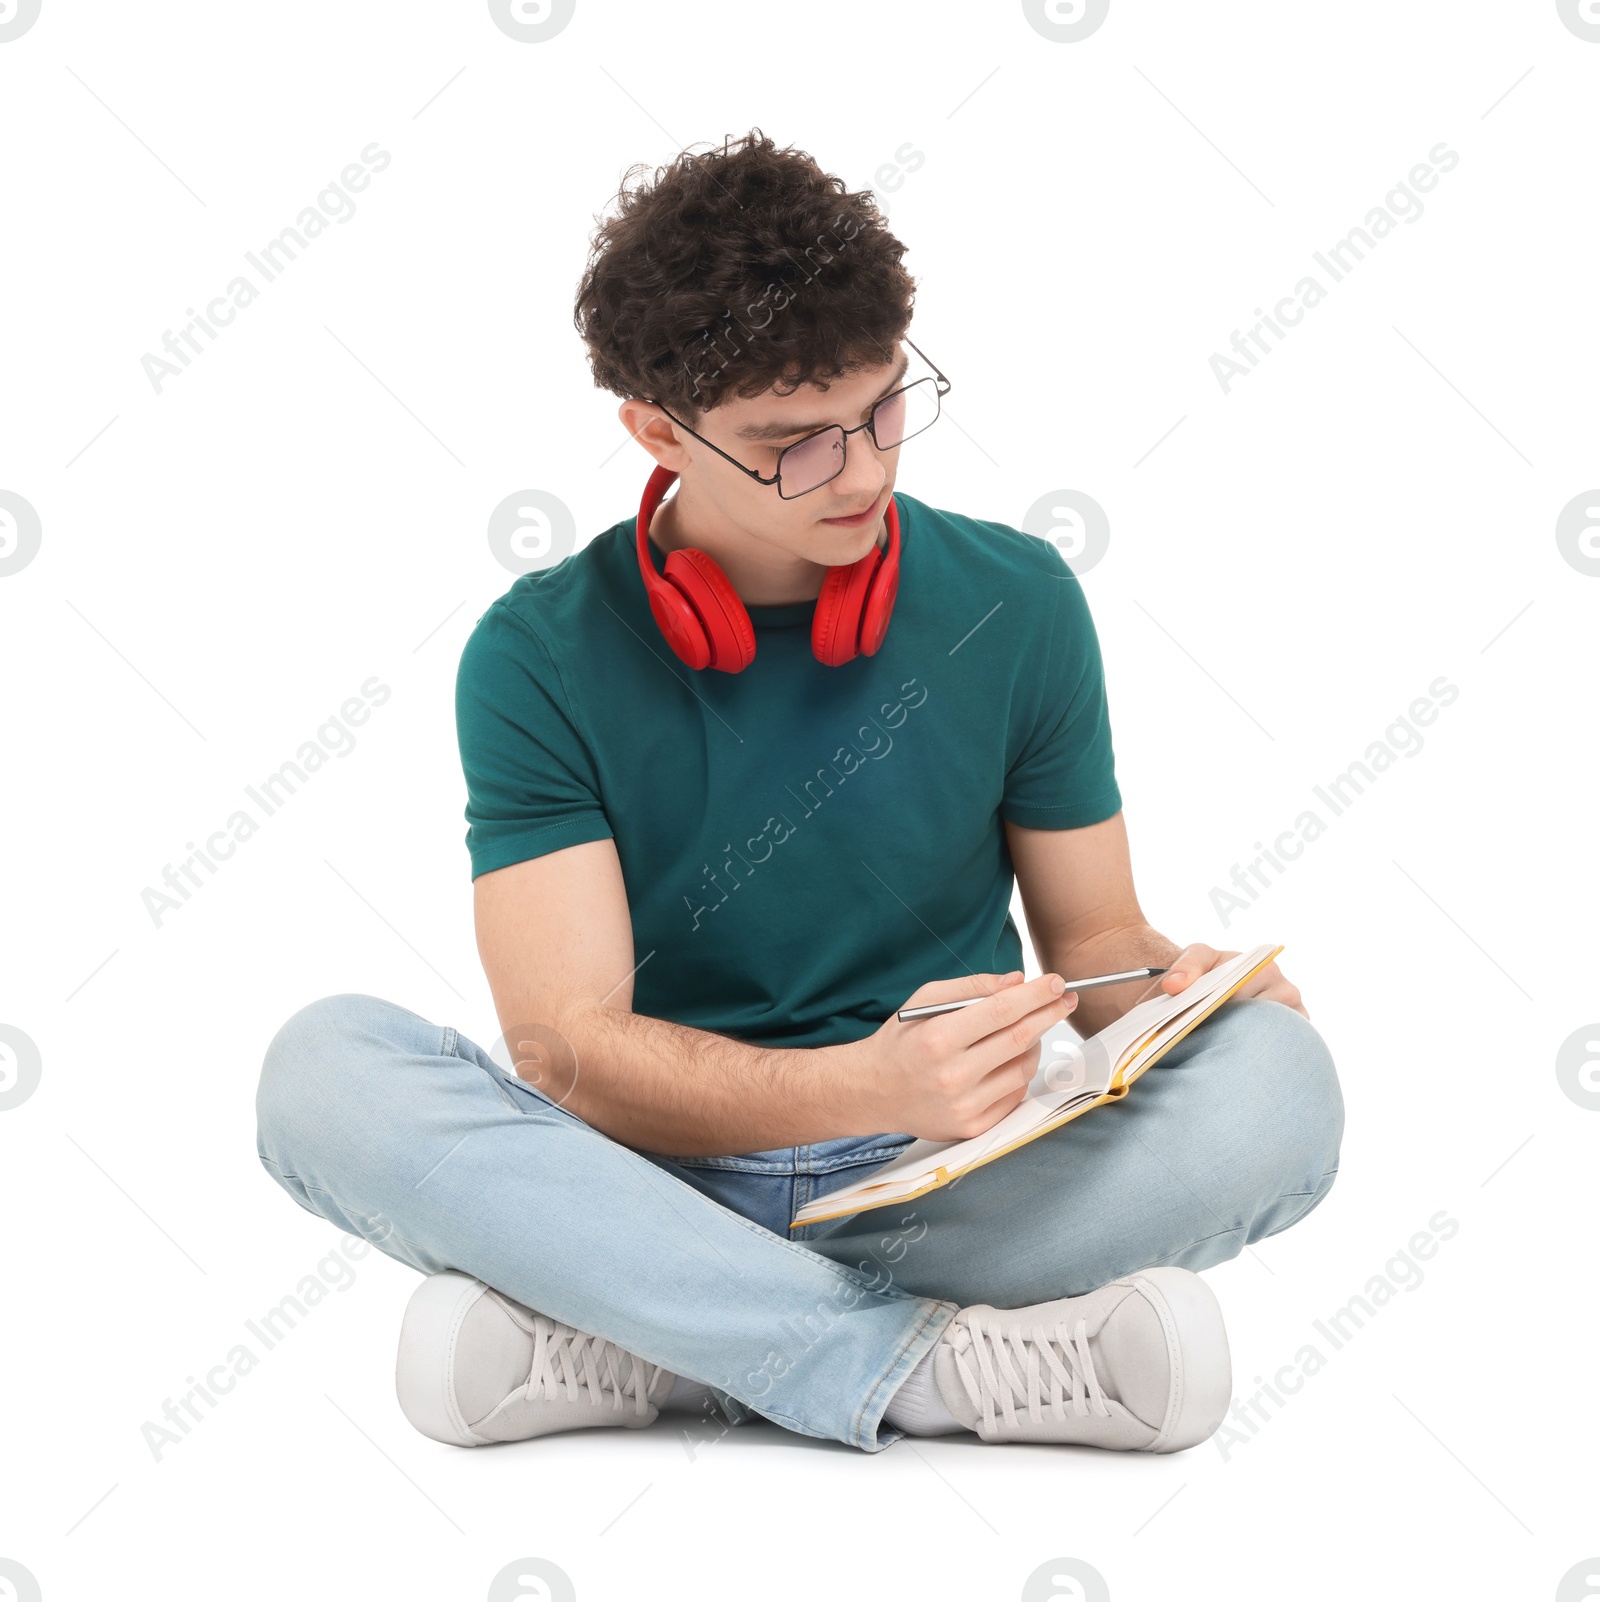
254;994;1342;1452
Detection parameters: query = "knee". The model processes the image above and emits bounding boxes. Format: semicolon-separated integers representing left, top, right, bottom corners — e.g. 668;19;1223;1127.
1206;997;1344;1190
256;993;411;1155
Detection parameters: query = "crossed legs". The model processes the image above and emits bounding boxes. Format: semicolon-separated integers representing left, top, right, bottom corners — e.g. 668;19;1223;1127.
255;993;1342;1451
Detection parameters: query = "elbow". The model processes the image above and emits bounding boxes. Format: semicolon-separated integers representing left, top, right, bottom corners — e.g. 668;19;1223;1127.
496;1007;597;1112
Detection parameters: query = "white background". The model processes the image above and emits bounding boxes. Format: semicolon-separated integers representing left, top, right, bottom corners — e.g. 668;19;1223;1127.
2;2;1597;1599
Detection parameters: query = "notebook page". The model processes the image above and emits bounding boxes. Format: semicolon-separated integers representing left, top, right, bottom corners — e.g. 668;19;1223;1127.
827;1089;1070;1198
1091;947;1265;1078
1111;945;1280;1086
797;1089;1107;1219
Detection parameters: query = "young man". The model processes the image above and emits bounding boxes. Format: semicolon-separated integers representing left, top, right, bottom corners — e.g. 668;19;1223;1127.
255;131;1343;1455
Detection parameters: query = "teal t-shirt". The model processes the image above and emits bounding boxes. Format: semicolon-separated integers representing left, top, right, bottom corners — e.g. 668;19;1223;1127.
455;490;1121;1051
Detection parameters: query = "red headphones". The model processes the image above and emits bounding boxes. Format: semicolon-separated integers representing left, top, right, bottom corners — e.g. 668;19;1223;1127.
635;462;902;672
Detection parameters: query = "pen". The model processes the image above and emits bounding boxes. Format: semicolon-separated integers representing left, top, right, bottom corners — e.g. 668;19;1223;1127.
896;967;1169;1022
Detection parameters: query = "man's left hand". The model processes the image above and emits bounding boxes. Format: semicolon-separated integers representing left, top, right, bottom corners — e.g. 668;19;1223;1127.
1158;943;1308;1020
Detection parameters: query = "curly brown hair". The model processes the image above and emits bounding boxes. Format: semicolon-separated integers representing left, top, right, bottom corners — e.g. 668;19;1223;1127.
573;129;917;425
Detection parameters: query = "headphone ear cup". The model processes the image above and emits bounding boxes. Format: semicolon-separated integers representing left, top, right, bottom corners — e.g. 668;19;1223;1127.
645;584;713;671
664;547;757;672
812;544;881;667
857;554;899;657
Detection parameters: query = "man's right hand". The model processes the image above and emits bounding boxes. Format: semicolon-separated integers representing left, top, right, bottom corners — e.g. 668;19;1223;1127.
841;971;1076;1142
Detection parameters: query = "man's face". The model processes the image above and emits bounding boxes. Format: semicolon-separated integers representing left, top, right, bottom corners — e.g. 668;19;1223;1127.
653;343;910;566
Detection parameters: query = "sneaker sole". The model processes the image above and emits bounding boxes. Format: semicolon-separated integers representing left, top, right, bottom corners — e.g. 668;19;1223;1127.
1121;1266;1232;1452
395;1270;496;1447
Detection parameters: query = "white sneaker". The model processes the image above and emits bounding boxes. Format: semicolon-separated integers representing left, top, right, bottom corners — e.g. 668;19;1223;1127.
395;1271;675;1446
932;1266;1231;1452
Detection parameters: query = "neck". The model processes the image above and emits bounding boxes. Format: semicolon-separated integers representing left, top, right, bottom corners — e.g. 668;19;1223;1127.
649;478;879;608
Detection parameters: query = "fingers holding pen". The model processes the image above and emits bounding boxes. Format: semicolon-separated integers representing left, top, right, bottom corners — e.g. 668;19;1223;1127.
945;971;1075;1057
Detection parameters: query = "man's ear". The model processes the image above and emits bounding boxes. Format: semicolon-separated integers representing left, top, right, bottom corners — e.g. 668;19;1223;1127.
618;398;691;471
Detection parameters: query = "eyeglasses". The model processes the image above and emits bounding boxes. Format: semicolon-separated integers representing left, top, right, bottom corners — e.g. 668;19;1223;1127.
649;336;951;499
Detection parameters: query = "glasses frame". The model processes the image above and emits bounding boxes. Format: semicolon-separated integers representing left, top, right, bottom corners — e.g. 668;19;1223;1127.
648;336;951;500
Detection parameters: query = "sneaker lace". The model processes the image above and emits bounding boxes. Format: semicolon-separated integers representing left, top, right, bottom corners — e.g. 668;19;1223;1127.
518;1310;666;1418
947;1311;1112;1433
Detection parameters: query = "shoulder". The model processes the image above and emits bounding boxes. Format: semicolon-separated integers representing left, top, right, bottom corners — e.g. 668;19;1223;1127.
458;525;631;689
896;490;1082;625
896;493;1105;695
899;491;1074;580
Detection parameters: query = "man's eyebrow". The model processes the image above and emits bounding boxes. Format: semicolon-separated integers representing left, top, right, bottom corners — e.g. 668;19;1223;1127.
733;350;912;443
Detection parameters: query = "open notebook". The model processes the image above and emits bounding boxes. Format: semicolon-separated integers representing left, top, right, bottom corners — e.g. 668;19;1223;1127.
790;943;1285;1229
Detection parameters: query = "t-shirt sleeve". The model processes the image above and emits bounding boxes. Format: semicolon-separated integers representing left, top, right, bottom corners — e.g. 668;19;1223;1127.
455;600;614;880
1001;564;1122;830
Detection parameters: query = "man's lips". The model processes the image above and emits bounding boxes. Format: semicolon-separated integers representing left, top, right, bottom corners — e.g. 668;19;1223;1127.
821;491;884;526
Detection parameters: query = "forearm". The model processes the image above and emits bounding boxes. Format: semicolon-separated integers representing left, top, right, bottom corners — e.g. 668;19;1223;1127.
1043;921;1182;1037
551;1002;870;1156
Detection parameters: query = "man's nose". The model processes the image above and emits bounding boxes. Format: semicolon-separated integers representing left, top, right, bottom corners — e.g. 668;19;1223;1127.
832;423;889;499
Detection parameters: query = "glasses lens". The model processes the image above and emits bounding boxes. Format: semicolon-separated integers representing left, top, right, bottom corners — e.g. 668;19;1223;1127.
871;377;940;450
774;377;943;497
778;427;846;498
